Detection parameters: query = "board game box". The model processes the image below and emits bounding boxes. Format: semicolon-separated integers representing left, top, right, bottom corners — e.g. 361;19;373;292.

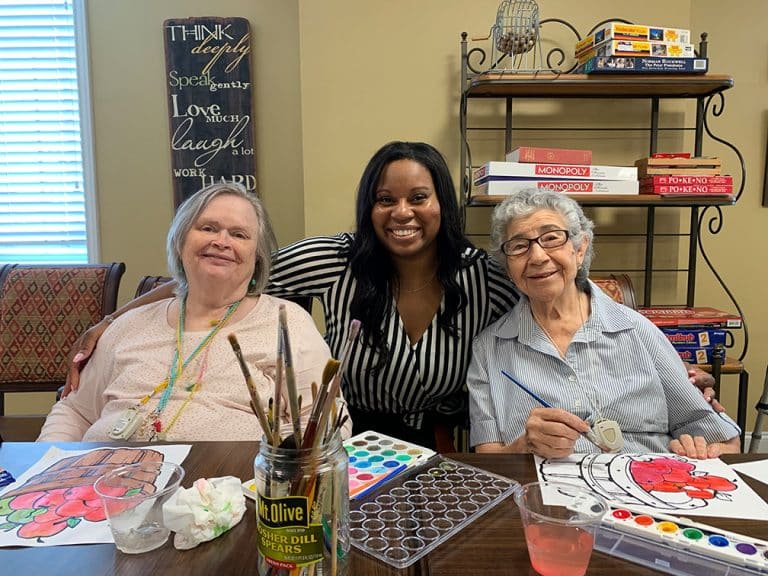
473;161;637;183
577;39;695;64
474;179;639;196
578;56;708;74
505;146;592;165
575;23;691;55
661;328;727;348
639;306;742;329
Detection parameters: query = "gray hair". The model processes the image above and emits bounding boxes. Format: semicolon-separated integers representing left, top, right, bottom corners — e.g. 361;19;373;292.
166;182;277;298
489;188;595;290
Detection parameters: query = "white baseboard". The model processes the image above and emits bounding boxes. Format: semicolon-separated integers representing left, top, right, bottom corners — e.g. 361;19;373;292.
744;433;768;453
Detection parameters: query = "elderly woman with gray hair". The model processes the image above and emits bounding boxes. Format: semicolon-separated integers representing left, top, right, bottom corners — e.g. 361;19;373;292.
467;188;740;459
39;183;350;442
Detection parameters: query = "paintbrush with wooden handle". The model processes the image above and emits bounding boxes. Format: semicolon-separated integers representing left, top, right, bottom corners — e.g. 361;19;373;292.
278;304;303;448
228;333;274;445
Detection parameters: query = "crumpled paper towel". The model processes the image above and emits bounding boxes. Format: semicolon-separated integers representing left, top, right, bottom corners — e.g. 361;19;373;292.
162;476;246;550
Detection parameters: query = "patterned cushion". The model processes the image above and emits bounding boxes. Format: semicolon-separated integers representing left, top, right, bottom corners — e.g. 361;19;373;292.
0;267;108;384
591;274;637;309
593;278;625;304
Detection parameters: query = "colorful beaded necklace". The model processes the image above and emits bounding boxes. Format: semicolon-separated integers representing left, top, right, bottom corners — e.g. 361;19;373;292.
142;296;242;441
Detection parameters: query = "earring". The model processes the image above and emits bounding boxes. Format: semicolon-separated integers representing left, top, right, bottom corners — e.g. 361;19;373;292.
249;277;257;289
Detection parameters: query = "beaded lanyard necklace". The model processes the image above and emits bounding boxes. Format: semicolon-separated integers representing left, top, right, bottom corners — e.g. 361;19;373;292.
144;296;242;441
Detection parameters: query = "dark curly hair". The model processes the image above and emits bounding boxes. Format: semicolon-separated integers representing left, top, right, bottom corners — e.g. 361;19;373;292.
347;141;474;367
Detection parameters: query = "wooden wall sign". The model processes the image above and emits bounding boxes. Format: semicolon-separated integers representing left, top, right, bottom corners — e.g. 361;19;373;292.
163;17;256;207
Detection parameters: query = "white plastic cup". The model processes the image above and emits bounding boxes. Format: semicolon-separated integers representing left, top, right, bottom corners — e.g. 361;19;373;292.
94;461;184;554
514;481;608;576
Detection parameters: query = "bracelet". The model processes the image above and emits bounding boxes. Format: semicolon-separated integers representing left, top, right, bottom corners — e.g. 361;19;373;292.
103;314;116;325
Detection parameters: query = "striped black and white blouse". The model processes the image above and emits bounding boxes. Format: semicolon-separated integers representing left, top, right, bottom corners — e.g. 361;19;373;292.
266;233;519;430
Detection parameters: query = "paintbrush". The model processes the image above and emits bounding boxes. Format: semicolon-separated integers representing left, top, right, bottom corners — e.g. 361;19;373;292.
332;409;348;435
301;359;340;451
279;304;302;448
314;320;360;447
272;324;284;447
228;333;274;445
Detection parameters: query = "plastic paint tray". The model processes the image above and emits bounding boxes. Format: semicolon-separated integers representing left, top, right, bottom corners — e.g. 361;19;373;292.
596;509;768;575
349;455;519;568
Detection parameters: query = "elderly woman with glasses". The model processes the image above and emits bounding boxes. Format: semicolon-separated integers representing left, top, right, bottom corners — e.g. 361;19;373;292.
467;188;740;459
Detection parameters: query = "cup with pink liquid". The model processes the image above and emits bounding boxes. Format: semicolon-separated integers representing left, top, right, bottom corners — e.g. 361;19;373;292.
514;481;608;576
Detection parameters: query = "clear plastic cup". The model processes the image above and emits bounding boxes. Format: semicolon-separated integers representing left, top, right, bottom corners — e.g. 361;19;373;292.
94;461;184;554
514;481;607;576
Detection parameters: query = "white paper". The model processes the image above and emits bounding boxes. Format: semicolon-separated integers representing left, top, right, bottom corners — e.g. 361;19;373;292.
730;458;768;486
534;453;768;521
0;445;191;547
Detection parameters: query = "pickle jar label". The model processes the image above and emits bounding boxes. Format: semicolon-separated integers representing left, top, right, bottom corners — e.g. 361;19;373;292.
257;494;323;567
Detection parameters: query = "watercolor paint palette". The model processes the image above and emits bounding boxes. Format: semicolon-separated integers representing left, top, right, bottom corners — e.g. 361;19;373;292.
349;455;519;568
344;431;436;500
596;506;768;575
240;431;435;502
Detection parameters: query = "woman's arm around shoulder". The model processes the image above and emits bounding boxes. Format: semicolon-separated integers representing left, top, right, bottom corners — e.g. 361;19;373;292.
267;233;353;298
39;325;119;441
63;280;177;396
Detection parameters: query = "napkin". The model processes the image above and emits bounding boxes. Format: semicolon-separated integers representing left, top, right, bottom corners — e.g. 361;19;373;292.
162;476;246;550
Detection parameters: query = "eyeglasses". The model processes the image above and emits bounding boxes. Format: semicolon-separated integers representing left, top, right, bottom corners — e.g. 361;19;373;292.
501;229;570;257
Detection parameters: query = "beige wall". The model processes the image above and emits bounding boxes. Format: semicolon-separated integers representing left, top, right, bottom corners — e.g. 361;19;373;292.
89;0;305;293
689;1;768;424
9;0;768;437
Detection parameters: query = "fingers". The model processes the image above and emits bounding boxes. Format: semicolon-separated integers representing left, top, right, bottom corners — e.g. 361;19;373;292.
64;324;103;396
688;367;716;390
63;353;84;397
698;386;726;414
669;435;710;459
525;408;589;458
707;443;724;459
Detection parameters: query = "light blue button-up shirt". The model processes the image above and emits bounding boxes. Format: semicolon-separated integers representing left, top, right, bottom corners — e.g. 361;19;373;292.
468;281;740;452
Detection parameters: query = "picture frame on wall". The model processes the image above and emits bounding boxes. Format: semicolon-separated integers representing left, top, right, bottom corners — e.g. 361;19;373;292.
163;17;256;208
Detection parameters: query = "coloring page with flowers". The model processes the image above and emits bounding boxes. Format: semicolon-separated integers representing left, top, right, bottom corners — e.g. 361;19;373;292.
0;445;190;547
535;453;768;521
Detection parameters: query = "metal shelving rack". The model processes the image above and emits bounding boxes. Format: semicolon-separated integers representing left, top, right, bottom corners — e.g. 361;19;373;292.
458;22;749;440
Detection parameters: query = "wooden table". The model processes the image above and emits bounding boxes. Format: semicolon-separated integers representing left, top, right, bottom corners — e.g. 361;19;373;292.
1;442;766;576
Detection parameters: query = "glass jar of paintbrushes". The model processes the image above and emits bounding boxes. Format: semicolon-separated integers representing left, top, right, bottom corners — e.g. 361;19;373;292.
228;305;360;576
254;432;349;575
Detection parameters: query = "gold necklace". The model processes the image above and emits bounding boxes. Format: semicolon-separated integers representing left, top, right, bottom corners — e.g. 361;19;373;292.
531;310;568;359
530;293;587;358
399;272;437;294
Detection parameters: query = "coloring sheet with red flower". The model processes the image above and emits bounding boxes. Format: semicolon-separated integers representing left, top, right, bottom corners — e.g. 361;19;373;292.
535;453;768;521
0;445;191;547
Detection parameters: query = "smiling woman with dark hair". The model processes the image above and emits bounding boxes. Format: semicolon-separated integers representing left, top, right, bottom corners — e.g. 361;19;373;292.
265;142;519;448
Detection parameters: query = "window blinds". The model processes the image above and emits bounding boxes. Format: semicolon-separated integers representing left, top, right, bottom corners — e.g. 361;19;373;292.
0;0;87;263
